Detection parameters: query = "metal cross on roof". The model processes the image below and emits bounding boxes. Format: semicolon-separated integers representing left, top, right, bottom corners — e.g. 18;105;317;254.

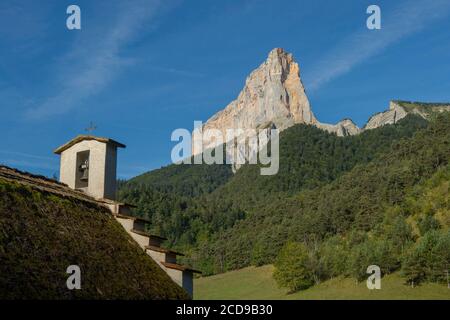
85;121;97;134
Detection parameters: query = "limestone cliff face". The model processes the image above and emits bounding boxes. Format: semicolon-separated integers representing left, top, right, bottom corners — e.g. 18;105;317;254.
195;48;316;154
364;101;408;130
198;48;363;152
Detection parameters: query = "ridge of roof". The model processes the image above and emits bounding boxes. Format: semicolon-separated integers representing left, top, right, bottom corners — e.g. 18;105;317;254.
54;135;126;154
0;165;106;209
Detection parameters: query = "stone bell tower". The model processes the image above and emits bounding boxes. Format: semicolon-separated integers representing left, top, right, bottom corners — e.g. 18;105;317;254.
54;135;126;200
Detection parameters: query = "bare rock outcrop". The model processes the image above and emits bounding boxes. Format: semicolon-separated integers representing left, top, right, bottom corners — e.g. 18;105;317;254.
363;101;408;130
364;100;450;130
317;119;361;137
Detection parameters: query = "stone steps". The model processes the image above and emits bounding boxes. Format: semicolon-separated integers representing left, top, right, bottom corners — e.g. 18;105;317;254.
113;212;199;297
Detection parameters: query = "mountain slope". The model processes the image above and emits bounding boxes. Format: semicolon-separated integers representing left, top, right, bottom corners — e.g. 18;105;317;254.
201;114;428;211
194;113;450;273
196;159;450;300
124;161;232;198
0;172;189;299
119;114;431;274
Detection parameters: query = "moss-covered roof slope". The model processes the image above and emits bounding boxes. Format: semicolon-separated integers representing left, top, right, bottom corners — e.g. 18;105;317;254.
0;167;189;299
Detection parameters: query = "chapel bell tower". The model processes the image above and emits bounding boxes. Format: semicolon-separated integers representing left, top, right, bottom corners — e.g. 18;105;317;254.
54;135;126;200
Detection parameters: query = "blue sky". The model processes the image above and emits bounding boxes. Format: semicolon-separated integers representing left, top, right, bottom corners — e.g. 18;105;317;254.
1;0;450;178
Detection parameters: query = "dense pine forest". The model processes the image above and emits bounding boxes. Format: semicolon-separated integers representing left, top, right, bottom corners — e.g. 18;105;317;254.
118;113;450;291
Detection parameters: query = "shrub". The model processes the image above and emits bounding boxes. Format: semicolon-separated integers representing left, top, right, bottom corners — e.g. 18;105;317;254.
320;237;348;278
417;214;441;236
273;242;314;292
349;238;399;281
402;230;450;285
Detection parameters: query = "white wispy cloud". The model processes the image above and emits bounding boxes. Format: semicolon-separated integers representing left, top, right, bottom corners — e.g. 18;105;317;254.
25;0;165;120
147;65;206;78
0;150;55;161
0;159;58;171
0;150;58;171
307;0;450;91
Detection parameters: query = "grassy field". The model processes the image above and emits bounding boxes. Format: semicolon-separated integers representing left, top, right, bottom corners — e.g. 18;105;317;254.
194;265;449;300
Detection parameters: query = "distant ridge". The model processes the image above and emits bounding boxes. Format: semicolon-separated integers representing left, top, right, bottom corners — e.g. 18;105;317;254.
197;48;450;153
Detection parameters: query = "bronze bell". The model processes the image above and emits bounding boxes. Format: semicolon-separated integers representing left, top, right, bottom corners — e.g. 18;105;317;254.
79;160;89;181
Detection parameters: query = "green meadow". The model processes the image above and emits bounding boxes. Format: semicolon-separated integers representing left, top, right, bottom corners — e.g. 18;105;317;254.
194;265;449;300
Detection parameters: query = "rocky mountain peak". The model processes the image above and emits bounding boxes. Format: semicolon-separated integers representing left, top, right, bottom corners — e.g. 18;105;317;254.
195;48;316;155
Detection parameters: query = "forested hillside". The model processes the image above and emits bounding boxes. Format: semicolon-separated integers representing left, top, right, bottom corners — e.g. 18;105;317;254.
189;114;450;277
117;113;449;278
125;160;232;197
271;162;450;292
